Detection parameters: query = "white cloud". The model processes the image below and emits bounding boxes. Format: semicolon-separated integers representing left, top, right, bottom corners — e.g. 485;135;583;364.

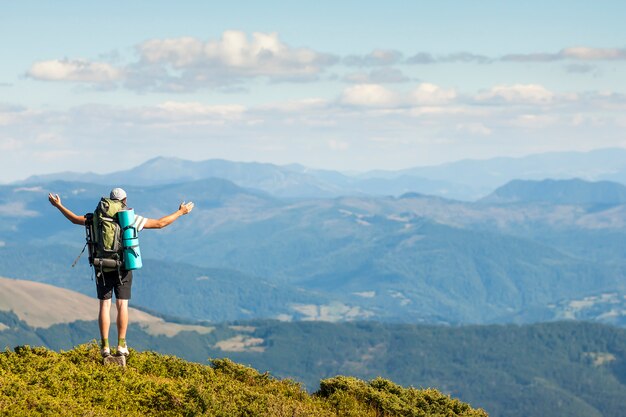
509;114;559;129
408;106;485;117
343;68;410;84
129;101;249;128
342;46;625;67
137;31;337;78
457;123;492;136
501;53;560;62
406;52;490;64
502;47;626;62
0;105;39;126
2;85;626;181
561;47;626;60
139;36;204;67
476;84;556;104
438;52;491;64
410;83;457;105
27;59;122;82
25;31;338;91
406;52;437;64
156;101;246;118
344;49;403;66
341;82;456;108
260;98;328;113
124;31;337;92
340;84;398;107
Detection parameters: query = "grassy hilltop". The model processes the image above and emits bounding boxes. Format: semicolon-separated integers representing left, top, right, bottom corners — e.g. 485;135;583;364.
0;343;487;417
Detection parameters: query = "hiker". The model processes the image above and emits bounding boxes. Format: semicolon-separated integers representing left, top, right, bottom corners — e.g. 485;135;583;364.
48;188;194;357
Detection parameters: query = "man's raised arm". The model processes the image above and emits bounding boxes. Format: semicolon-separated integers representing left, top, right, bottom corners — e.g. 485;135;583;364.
143;202;194;229
48;193;86;225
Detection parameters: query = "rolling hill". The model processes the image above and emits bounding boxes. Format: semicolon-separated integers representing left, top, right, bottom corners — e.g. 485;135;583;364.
0;246;334;323
0;276;212;336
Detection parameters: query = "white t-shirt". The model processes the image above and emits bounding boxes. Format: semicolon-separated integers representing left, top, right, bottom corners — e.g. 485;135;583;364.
132;214;148;231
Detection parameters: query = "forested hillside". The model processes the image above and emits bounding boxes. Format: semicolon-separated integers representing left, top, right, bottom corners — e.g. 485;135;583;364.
2;304;625;417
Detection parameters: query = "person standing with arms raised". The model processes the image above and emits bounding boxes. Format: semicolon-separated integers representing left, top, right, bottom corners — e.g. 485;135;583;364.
48;187;194;357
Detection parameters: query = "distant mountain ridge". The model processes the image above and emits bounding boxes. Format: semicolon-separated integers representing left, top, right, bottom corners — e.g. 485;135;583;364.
23;157;348;199
18;148;626;201
363;148;626;186
481;178;626;205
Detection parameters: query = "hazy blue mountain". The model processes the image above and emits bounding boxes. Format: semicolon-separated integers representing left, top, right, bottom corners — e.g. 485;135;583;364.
282;165;480;200
4;176;626;325
19;148;626;201
0;177;277;247
19;156;483;200
22;157;348;198
4;177;626;325
349;175;481;200
148;202;624;324
362;148;626;192
481;178;626;206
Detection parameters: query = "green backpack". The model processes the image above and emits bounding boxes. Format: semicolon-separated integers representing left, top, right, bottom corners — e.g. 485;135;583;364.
88;197;126;272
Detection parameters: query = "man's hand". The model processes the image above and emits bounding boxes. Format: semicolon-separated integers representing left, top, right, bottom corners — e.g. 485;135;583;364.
48;192;85;225
48;193;62;208
145;201;195;229
179;201;195;215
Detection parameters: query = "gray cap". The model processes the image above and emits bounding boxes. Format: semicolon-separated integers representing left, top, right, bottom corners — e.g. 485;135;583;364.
110;188;127;200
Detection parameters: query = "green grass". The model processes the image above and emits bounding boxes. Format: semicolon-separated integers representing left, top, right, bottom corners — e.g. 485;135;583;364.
0;343;488;416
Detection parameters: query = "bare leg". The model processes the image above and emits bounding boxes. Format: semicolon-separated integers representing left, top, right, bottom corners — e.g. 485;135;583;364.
116;299;129;341
98;299;112;340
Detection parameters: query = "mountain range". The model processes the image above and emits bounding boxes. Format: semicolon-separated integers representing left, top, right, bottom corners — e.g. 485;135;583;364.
18;148;626;200
1;172;626;326
480;178;626;206
4;149;626;417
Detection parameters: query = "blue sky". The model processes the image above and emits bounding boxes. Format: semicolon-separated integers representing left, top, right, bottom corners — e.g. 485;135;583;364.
1;1;625;182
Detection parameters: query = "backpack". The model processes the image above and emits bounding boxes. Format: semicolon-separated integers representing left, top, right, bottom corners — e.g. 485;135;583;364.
86;197;126;273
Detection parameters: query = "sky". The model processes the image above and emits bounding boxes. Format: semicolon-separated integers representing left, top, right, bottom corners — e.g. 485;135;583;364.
1;0;626;182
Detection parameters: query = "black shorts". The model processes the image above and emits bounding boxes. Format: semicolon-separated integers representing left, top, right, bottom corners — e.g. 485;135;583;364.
95;268;133;300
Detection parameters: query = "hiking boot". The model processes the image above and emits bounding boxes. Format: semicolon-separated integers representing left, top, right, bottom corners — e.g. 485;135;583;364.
116;345;129;357
101;347;111;358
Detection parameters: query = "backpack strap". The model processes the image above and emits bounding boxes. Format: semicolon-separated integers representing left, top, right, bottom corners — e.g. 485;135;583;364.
98;261;104;286
71;242;88;268
117;262;123;286
122;225;138;239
